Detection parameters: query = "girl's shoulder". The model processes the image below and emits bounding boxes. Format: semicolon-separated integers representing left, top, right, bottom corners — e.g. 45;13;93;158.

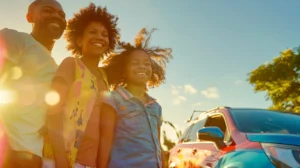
54;57;76;85
58;57;75;67
146;94;161;107
103;90;124;102
102;90;122;109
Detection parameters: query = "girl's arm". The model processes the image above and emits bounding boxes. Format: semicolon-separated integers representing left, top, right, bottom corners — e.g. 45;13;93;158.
47;57;75;168
158;106;165;168
98;102;117;168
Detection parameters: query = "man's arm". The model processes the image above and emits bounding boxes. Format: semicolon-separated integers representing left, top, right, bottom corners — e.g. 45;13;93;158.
0;60;14;84
0;28;24;84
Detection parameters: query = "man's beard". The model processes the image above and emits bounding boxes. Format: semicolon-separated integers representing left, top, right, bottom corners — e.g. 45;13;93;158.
37;18;66;40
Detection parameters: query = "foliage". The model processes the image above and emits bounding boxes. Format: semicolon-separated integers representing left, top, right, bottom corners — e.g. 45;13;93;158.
161;120;183;167
248;47;300;112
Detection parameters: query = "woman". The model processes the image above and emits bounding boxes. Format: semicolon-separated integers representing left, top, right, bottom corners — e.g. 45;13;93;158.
43;3;119;168
99;28;173;168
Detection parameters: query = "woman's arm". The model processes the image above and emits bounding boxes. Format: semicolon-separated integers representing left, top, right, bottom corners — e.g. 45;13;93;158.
98;102;116;168
47;57;75;167
47;79;69;167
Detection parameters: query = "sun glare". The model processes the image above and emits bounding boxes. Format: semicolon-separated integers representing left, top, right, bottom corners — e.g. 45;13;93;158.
0;90;15;105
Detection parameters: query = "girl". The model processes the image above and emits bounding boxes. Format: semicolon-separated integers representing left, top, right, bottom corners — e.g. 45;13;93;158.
44;3;119;168
99;28;173;168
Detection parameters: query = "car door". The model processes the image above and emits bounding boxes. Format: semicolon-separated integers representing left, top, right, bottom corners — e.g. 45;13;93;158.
169;117;208;168
188;113;231;167
169;122;194;168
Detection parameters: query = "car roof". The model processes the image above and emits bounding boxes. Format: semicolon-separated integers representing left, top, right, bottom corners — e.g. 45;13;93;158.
188;106;279;124
186;106;229;124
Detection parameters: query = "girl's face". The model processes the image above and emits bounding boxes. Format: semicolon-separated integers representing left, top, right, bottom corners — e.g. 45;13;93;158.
77;21;109;58
125;50;152;86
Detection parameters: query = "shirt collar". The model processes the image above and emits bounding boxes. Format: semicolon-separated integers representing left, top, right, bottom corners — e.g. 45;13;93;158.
116;86;156;104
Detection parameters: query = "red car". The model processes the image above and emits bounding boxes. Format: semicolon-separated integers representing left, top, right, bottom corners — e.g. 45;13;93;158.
168;107;300;168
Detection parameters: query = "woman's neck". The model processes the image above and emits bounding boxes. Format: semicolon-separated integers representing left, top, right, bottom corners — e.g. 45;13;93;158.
80;55;101;69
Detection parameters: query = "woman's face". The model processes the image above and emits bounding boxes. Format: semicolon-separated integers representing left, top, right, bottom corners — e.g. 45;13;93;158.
125;50;152;86
77;21;109;58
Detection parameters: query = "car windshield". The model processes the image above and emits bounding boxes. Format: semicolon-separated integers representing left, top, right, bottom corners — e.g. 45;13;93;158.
229;109;300;134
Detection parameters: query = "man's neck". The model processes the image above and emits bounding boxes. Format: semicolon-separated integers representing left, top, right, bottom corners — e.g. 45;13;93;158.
30;32;55;51
126;84;146;98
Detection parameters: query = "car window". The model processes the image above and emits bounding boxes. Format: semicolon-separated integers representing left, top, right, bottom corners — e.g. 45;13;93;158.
230;109;300;134
184;117;207;142
179;124;194;143
205;114;230;141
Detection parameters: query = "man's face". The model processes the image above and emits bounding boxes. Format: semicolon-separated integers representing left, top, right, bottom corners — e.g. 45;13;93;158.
30;0;66;40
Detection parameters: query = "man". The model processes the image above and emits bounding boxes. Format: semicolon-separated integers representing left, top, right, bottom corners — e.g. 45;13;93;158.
0;0;66;167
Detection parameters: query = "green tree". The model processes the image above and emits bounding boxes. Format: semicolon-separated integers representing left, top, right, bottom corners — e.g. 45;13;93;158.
248;47;300;112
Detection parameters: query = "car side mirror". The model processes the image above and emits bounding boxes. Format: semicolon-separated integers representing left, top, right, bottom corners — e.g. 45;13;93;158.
198;127;226;149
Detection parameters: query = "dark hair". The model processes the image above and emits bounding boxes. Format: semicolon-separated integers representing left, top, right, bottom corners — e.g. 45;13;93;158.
103;28;173;90
65;3;119;57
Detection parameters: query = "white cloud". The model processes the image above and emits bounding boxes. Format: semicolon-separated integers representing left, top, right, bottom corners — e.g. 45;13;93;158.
171;84;197;105
173;96;187;105
201;87;220;99
171;85;180;95
184;84;197;94
179;96;187;101
192;102;202;108
234;80;243;86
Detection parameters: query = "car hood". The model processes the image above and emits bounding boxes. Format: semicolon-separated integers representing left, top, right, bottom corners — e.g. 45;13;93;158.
246;133;300;146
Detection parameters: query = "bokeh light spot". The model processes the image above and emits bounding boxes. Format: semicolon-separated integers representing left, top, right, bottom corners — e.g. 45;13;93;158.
45;91;60;106
10;66;22;80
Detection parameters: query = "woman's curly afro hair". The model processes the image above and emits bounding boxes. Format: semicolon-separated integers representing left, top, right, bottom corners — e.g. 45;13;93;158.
65;3;119;56
102;28;173;90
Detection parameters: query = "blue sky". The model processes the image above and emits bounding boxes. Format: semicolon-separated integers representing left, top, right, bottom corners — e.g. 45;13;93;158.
1;0;300;140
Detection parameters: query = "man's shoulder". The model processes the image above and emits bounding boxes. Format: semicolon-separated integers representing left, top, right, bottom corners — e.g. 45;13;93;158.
0;28;29;39
1;28;21;35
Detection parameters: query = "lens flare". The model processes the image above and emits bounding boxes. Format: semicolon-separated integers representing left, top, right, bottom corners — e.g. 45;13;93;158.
0;90;15;105
0;38;7;72
45;91;60;106
10;66;22;80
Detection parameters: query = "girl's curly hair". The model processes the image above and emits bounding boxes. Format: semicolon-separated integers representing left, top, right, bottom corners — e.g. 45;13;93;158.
102;28;173;90
65;3;119;57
